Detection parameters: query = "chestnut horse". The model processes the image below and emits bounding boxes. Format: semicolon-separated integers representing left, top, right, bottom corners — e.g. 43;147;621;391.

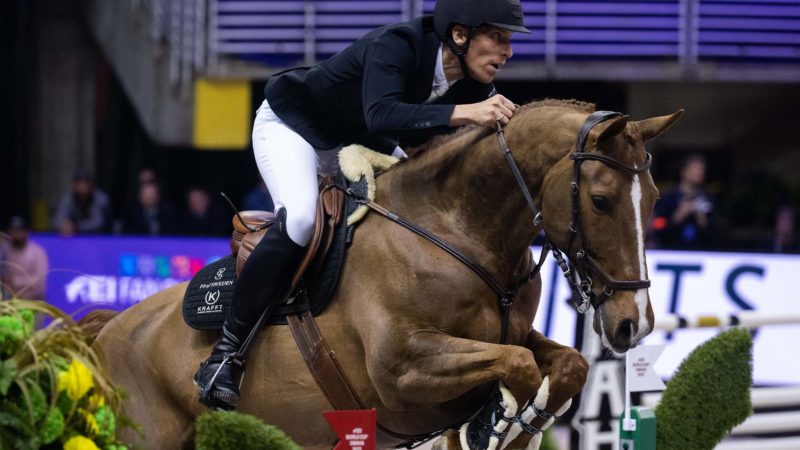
89;100;681;449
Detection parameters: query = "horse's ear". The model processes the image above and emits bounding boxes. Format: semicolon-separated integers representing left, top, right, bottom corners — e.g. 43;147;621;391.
595;115;629;148
634;109;684;142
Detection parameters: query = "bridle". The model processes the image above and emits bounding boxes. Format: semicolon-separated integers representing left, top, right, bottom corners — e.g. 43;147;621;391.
497;110;652;314
338;110;654;448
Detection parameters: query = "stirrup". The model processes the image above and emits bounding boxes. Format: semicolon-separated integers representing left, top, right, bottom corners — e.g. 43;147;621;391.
195;353;245;410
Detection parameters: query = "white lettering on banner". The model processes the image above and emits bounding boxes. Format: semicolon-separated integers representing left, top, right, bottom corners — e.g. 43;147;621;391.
64;275;182;306
582;361;625;418
645;252;800;384
118;277;181;304
580;421;620;449
533;249;800;384
65;276;117;304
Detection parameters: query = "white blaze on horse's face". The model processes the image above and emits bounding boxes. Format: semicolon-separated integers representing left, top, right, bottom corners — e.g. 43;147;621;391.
629;170;652;342
591;163;656;353
541;109;683;352
593;110;684;352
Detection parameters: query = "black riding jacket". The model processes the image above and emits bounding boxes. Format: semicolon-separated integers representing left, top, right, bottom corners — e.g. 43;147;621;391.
264;15;495;154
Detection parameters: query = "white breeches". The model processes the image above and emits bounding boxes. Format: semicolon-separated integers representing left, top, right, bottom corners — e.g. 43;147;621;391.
252;99;406;247
252;99;341;247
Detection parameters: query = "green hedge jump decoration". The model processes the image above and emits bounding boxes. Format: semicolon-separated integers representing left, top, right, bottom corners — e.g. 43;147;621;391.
656;327;753;450
195;411;302;450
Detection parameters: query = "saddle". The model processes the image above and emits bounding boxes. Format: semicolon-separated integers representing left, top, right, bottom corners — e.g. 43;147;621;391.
182;175;361;329
231;179;345;286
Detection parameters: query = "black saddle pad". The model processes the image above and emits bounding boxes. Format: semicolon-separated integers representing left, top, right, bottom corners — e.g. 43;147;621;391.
182;255;237;330
182;173;359;330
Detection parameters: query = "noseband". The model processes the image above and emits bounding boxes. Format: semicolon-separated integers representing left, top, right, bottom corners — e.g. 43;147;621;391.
496;110;652;313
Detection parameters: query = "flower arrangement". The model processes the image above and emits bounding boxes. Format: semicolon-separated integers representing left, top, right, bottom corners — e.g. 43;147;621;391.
0;299;130;450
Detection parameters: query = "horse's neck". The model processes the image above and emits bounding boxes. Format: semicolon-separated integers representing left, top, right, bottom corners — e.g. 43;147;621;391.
375;108;577;279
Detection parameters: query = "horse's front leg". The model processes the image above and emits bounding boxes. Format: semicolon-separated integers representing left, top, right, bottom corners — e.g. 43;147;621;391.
502;329;589;449
369;331;542;450
371;331;543;410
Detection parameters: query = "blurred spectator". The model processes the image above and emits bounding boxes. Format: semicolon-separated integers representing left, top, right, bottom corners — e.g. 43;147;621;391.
0;216;49;300
138;167;158;186
53;170;112;235
772;206;797;253
651;154;715;249
241;181;274;212
123;181;179;236
181;186;229;236
113;167;163;235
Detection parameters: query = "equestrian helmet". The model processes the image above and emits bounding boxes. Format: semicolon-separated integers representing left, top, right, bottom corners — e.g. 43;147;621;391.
433;0;531;40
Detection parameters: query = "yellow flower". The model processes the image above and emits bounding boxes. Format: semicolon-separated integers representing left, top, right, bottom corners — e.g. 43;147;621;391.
63;435;101;450
86;393;106;409
78;408;100;436
58;359;94;401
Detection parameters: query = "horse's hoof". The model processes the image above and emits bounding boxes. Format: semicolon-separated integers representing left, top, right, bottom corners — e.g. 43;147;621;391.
460;384;518;450
431;430;460;450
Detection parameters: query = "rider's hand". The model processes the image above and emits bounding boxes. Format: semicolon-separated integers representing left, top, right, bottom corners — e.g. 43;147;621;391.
450;95;516;128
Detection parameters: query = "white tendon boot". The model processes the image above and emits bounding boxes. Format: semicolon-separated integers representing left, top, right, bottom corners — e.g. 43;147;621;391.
500;376;574;450
433;377;575;450
457;383;518;450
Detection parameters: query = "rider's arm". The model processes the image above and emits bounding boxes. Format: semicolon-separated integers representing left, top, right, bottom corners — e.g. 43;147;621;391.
361;32;458;134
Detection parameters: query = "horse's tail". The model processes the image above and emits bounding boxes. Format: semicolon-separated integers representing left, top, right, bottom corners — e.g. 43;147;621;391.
78;309;119;343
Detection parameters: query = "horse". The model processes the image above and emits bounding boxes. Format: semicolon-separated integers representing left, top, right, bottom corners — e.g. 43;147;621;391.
87;99;681;449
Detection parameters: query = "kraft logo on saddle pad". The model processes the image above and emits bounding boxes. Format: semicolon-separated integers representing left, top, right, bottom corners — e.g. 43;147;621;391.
204;290;220;306
182;255;238;330
323;409;376;450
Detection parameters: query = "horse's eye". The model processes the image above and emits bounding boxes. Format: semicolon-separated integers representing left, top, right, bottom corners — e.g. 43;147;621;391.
592;196;611;212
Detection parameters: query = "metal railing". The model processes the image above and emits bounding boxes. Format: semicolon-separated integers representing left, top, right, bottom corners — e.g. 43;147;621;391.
141;0;206;87
138;0;800;84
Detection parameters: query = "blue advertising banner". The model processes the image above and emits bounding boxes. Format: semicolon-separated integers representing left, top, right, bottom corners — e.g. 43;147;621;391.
33;234;229;318
26;234;800;385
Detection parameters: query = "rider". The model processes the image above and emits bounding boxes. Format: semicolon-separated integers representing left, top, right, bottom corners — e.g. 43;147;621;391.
194;0;529;410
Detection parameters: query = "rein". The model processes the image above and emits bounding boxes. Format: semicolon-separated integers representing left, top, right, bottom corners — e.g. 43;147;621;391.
336;110;653;447
349;199;541;346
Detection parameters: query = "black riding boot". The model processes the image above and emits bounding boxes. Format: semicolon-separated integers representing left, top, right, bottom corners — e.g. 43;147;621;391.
194;208;305;410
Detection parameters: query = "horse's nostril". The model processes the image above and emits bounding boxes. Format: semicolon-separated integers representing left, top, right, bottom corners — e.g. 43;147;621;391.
616;319;638;344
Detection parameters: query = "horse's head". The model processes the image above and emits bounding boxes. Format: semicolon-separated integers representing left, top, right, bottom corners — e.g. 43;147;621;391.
541;109;683;352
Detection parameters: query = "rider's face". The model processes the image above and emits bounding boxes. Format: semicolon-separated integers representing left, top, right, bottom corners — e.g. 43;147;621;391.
453;26;514;84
